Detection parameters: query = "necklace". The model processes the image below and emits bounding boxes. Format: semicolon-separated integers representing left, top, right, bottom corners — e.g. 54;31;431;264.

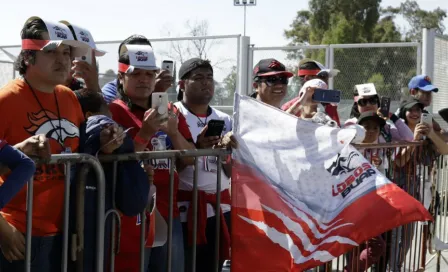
181;101;211;128
25;78;63;144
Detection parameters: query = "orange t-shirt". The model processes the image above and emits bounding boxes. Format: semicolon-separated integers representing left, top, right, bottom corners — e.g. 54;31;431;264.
0;79;84;236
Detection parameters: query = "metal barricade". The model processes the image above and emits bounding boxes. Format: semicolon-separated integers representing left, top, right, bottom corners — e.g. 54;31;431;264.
97;148;231;272
302;142;447;272
24;154;106;272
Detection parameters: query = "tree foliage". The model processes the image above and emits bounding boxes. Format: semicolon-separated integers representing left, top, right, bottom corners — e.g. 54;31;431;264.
283;0;446;103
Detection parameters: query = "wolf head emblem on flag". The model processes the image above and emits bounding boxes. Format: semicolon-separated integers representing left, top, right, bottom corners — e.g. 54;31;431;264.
325;151;359;176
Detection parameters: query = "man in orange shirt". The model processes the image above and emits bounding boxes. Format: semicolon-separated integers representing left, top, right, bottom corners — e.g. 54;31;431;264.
0;17;122;271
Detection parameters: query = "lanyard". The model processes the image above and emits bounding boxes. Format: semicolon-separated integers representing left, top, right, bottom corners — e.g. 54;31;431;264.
25;78;63;144
181;101;211;128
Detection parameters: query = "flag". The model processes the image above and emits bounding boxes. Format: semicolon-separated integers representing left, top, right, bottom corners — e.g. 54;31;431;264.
231;94;432;272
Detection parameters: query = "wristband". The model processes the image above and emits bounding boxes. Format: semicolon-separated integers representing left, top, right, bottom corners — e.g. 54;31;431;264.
135;134;150;146
390;114;399;123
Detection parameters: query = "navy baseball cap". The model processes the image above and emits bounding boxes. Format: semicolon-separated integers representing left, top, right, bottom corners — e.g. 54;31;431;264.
408;75;438;92
357;111;386;128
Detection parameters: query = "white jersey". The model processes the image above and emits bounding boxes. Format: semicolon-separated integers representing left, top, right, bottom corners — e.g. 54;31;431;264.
174;102;232;221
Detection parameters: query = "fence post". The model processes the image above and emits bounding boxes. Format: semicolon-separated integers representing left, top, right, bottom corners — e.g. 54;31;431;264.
237;36;251;96
422;28;436;79
416;43;422;75
328;46;335;89
422;28;436;114
325;46;330;68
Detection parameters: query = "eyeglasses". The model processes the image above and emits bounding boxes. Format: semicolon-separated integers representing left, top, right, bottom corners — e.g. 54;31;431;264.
358;96;379;107
258;76;289;86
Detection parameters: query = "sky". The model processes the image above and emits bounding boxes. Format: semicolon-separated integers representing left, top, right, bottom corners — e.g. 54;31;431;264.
0;0;447;82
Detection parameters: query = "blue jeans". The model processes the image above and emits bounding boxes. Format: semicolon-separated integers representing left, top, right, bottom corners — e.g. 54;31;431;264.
0;235;62;272
146;217;184;272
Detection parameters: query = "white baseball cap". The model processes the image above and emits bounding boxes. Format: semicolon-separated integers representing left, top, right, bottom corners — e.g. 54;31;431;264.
118;44;159;74
59;21;106;56
354;83;377;102
21;16;90;57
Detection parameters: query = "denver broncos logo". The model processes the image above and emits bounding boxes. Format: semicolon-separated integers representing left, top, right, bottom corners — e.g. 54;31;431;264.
325;152;359;176
25;110;79;146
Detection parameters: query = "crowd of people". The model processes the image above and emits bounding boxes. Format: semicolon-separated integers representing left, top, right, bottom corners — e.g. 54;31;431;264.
0;16;447;272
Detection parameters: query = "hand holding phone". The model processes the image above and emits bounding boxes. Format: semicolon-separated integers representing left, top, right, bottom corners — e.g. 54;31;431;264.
161;60;174;74
312;88;341;104
204;120;225;137
420;113;433;126
379;97;391;119
151;92;169;123
75;48;93;66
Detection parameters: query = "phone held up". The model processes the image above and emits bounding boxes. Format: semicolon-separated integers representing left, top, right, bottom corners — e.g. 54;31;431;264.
312;88;341;104
420;112;432;126
161;60;174;75
204;120;225;137
380;96;391;118
151;92;169;123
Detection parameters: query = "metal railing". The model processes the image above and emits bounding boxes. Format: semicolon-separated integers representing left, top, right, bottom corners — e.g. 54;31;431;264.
25;153;106;272
9;143;448;272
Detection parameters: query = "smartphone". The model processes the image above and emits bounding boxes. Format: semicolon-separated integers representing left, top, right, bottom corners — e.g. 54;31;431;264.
420;112;433;126
312;88;341;104
151;92;169;122
204;120;225;137
161;60;174;75
380;97;391;118
75;48;93;65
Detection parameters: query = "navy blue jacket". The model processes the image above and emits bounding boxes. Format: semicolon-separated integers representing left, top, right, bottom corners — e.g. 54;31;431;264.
69;115;149;272
0;140;35;210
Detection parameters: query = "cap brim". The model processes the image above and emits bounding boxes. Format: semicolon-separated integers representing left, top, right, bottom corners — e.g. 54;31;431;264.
257;71;294;78
419;84;438;92
125;65;160;74
42;40;90;57
403;101;424;111
317;69;340;78
94;48;106;57
358;116;386;127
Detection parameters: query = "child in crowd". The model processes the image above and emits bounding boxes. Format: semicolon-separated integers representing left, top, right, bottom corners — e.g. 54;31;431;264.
344;111;387;272
70;89;151;272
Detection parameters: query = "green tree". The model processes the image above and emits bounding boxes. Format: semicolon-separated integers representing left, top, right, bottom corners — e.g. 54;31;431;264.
383;0;447;41
283;0;445;103
222;66;237;105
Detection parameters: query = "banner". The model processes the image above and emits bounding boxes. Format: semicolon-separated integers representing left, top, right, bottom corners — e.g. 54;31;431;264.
231;94;432;271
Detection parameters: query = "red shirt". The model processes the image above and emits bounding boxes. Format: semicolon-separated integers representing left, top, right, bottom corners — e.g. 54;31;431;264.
109;99;193;219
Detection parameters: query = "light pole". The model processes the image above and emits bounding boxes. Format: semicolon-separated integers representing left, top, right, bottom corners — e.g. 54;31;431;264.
233;0;257;36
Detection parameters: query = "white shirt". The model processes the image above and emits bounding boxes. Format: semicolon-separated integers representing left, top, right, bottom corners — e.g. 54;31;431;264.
174;101;232;221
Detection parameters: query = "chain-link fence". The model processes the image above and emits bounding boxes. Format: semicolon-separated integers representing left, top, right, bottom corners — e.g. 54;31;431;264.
432;35;448;129
250;43;421;123
331;43;421;121
94;36;239;116
0;60;15;88
0;35;239;116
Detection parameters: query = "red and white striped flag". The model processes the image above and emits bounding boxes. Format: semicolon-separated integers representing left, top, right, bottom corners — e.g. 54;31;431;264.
231;94;432;271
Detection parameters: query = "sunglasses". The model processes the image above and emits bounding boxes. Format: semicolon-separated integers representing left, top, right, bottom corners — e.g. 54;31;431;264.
258;76;289;86
358;96;379;107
